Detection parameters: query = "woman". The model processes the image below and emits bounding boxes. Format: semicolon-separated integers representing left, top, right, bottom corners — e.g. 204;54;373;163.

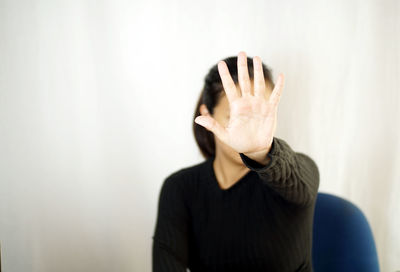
152;51;320;272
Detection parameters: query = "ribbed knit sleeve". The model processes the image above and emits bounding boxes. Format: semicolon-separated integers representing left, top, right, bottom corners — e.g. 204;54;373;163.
239;137;320;207
152;174;189;272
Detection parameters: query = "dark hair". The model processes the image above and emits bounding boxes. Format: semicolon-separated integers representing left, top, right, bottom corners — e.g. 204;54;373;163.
192;55;275;159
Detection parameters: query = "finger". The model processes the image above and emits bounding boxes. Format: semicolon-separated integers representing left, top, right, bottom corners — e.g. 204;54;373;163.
253;56;266;98
237;51;252;97
194;115;229;143
218;61;239;103
269;73;284;107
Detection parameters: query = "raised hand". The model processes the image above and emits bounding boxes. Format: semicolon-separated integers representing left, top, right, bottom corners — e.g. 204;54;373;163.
194;51;284;161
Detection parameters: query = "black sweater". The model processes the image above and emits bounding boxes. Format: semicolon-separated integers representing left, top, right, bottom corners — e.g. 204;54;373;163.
152;137;320;272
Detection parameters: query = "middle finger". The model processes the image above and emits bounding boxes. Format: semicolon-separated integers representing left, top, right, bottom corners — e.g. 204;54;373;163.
237;51;252;97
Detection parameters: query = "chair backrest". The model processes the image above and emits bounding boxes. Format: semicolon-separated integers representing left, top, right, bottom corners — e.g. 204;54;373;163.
312;192;380;272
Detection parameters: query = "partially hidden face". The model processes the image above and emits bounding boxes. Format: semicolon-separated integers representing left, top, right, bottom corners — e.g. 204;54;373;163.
199;82;273;163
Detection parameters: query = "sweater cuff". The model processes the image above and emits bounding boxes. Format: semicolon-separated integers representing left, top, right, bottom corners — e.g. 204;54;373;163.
239;137;279;172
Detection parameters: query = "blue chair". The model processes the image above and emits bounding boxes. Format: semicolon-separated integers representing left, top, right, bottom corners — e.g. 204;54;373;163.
312;192;380;272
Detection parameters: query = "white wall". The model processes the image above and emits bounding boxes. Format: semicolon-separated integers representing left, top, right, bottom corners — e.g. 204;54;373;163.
0;0;399;271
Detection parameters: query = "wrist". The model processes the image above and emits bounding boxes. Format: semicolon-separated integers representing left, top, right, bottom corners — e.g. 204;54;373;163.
243;145;272;166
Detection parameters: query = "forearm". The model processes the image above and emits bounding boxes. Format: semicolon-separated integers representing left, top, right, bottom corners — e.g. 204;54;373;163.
239;137;320;206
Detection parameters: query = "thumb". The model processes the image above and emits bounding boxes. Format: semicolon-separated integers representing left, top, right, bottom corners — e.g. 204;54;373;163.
194;115;228;143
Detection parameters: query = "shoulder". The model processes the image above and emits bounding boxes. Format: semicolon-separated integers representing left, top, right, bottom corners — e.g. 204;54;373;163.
161;159;208;192
157;160;208;207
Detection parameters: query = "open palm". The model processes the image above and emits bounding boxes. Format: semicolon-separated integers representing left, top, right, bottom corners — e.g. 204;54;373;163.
195;51;284;154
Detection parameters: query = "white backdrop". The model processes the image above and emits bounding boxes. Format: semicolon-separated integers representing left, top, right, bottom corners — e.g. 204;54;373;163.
0;0;399;271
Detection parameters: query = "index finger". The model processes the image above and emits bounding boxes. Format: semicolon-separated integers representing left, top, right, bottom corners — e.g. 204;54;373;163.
218;61;240;103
